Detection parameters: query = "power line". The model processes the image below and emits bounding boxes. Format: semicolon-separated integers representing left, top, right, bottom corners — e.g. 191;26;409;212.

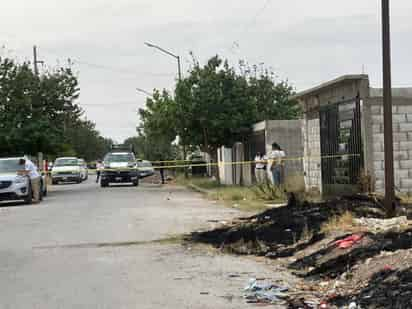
229;0;272;54
39;47;176;78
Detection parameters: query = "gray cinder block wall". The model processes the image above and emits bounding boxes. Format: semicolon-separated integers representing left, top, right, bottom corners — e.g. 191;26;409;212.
364;95;412;194
251;120;304;187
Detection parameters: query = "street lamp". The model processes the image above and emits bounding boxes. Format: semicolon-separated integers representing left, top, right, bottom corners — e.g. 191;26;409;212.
144;42;182;81
381;0;395;215
145;42;187;176
136;87;153;98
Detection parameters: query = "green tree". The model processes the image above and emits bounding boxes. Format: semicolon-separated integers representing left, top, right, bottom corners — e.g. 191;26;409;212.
0;56;111;160
248;74;300;121
175;56;257;157
137;90;177;161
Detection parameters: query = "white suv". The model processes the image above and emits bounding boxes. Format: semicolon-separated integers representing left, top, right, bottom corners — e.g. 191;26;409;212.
0;157;34;204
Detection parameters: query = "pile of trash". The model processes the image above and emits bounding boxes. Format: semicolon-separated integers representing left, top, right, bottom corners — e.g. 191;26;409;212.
354;216;409;233
243;278;289;305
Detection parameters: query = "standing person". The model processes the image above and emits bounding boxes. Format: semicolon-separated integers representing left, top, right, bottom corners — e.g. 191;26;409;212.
18;158;41;203
254;152;267;183
268;143;286;186
159;161;165;185
96;160;103;183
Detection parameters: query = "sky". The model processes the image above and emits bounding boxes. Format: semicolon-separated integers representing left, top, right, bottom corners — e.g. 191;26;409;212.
1;0;412;142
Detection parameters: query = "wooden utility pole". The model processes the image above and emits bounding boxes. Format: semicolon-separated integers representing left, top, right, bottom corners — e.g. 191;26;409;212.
382;0;395;216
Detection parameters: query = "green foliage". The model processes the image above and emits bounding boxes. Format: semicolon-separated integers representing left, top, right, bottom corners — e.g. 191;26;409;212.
248;76;301;121
135;55;300;160
175;56;257;153
0;57;111;160
135;90;178;161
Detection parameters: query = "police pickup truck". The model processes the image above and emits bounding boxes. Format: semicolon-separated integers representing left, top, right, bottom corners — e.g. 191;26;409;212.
100;148;139;187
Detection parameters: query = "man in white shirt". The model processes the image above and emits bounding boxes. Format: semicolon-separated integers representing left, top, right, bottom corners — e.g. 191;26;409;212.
268;143;286;186
19;158;41;203
254;152;267;183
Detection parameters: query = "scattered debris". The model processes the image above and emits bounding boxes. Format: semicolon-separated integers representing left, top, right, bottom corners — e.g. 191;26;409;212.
187;194;412;308
354;216;410;233
243;278;288;304
334;234;363;249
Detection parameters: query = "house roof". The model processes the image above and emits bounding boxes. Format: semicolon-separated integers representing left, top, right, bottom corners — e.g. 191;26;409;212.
291;74;369;100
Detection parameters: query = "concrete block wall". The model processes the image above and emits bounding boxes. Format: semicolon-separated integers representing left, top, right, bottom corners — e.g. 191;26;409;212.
302;117;322;193
369;100;412;193
265;120;304;176
217;146;233;185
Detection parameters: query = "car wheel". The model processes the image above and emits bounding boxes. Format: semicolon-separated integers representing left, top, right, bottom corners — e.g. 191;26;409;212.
132;180;139;187
101;181;109;188
52;179;58;185
24;184;33;205
76;177;82;184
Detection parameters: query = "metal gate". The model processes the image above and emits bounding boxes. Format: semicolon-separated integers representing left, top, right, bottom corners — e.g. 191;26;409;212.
319;98;363;195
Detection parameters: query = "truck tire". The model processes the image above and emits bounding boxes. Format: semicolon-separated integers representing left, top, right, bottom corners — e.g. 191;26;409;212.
101;181;109;188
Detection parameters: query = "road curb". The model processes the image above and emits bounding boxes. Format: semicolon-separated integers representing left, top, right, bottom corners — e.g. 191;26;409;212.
187;184;210;195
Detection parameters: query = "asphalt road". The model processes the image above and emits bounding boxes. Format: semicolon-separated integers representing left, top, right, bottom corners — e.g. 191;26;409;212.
0;178;288;309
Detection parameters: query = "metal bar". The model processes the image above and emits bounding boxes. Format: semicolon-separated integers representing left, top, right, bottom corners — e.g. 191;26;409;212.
382;0;395;214
144;42;179;59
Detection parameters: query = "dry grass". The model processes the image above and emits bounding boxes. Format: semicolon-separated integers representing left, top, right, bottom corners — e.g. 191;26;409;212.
299;222;314;242
208;186;256;202
320;211;362;234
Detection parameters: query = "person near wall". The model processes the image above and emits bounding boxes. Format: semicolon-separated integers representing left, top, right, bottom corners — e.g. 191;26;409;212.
254;152;267;183
18;158;41;203
268;143;286;186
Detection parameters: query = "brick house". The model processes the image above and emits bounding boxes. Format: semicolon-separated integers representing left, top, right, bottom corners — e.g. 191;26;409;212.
294;74;412;195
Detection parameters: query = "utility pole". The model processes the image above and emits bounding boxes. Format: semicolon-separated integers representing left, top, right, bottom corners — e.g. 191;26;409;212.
32;45;44;76
382;0;395;216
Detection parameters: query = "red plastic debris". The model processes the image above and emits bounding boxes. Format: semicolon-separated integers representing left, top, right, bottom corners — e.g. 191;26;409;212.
334;234;363;249
320;301;328;308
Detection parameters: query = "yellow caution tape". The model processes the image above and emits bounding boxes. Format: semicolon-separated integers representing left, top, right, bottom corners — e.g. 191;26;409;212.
149;153;361;170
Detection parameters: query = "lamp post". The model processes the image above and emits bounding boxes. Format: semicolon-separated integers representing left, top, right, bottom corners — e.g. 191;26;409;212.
144;42;182;81
381;0;395;216
144;42;187;176
136;87;153;98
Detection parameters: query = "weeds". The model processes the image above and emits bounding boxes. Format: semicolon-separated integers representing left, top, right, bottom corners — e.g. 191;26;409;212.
320;211;360;234
299;222;313;242
252;182;287;201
